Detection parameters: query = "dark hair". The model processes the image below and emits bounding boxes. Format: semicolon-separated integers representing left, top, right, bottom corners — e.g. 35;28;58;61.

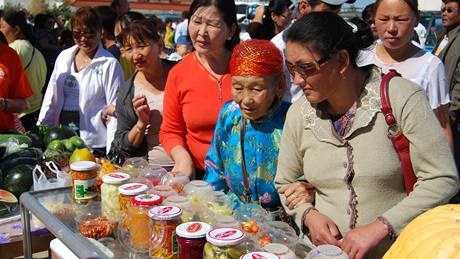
94;6;117;37
189;0;240;51
116;11;145;31
71;7;102;34
34;13;54;31
148;14;166;35
263;0;292;33
0;31;7;44
362;3;375;24
445;0;460;5
118;19;160;48
286;12;374;67
2;10;36;44
375;0;419;17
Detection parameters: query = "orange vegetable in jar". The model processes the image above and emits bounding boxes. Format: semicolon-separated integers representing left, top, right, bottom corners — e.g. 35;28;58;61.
70;161;98;204
149;205;183;258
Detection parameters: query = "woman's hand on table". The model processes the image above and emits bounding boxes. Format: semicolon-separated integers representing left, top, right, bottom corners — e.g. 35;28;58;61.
278;181;315;209
304;209;341;246
338;219;389;259
133;96;150;127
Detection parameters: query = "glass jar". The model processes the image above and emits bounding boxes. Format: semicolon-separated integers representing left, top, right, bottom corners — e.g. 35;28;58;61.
149;205;183;258
120;194;163;253
139;164;168;186
70;161;98;204
211;215;240;229
182;203;215;224
176;222;212;259
101;172;130;222
306;245;348;259
164;195;193;210
204;228;247;259
206;191;233;216
160;172;190;193
263;243;296;259
118;183;148;212
184;180;213;195
122;157;149;178
152;184;179;198
240;252;279;259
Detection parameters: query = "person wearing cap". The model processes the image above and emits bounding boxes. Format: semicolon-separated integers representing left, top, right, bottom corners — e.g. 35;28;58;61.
271;0;354;103
204;39;314;212
168;35;193;62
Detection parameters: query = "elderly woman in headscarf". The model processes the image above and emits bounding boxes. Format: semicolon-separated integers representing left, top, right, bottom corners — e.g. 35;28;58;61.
204;39;314;210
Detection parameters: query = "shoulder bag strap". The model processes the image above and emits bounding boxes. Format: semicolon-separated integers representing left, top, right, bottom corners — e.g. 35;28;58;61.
240;118;253;203
24;46;35;71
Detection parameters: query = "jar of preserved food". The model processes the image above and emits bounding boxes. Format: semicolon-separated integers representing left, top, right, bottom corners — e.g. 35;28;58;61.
152;184;179;198
306;245;348;259
263;243;296;259
70;161;98;204
101;172;130;222
176;221;212;259
118;183;148;212
164;195;193;210
149;205;183;258
184;180;213;195
204;228;247;259
206;191;233;216
240;252;279;259
120;194;163;253
160;172;190;193
211;215;240;229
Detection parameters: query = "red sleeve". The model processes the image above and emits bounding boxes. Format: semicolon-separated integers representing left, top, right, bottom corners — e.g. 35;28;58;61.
8;47;32;99
160;67;187;155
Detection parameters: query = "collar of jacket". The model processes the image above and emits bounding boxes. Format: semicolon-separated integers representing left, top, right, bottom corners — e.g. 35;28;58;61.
300;66;382;146
66;42;110;70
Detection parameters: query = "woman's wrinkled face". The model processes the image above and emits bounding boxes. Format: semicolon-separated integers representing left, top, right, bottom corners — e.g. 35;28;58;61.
0;18;17;43
374;0;417;50
232;75;283;120
123;37;161;71
285;41;337;104
72;25;100;54
188;6;235;55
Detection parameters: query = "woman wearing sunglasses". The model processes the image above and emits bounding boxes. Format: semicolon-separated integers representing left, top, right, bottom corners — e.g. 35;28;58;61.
358;0;453;149
276;12;459;259
38;7;124;155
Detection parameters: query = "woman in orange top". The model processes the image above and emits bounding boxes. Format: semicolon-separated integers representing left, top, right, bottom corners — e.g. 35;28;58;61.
160;0;240;179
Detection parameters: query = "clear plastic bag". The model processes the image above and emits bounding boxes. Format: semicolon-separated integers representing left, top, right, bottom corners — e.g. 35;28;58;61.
33;161;71;191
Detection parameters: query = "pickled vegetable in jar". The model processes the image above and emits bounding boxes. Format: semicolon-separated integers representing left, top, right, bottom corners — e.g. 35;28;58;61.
164;195;192;209
206;191;233;216
204;228;247;259
118;183;148;212
211;215;241;229
176;222;212;259
152;184;179;198
184;180;213;195
240;252;279;259
101;172;130;222
263;243;296;259
70;161;98;204
160;172;190;193
306;245;348;259
149;205;183;258
121;194;163;253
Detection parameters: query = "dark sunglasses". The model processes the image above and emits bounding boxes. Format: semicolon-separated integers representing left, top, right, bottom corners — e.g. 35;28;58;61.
442;6;459;13
72;31;96;40
286;56;330;79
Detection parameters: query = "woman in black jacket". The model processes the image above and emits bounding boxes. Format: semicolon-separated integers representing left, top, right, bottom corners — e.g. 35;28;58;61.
114;20;175;166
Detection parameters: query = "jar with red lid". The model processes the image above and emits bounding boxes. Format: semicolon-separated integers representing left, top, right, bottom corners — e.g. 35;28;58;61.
149;205;183;258
118;183;148;212
70;161;98;204
240;252;280;259
120;194;163;253
204;228;247;259
176;221;212;259
101;172;130;222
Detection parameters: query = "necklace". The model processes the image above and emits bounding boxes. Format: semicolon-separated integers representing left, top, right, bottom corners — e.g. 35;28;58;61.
216;74;225;102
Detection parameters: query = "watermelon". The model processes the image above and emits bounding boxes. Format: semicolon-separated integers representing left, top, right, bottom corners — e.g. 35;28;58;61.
2;164;34;198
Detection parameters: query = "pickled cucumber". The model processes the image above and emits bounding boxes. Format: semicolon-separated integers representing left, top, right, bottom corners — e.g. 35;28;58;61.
203;243;244;259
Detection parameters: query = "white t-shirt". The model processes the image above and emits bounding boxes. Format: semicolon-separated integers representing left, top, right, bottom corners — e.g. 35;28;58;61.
174;19;188;44
358;44;450;109
271;28;304;103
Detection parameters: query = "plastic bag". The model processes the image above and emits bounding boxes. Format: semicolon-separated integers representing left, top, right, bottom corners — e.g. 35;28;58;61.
2;139;28;159
33;161;71;191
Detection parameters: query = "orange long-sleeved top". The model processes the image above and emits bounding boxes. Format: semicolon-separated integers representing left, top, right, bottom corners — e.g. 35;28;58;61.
160;52;232;171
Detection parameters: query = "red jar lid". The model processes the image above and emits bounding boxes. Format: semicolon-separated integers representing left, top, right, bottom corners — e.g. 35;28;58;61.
240;252;280;259
131;194;163;207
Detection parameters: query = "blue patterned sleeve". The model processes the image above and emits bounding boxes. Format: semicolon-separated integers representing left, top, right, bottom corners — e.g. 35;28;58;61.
204;103;230;193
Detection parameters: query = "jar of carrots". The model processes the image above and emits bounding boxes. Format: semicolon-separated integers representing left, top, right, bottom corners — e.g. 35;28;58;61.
149;205;183;258
70;161;98;204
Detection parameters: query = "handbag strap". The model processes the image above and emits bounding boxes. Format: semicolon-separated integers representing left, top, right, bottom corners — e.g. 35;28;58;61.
380;69;400;129
24;46;35;71
240;118;253;203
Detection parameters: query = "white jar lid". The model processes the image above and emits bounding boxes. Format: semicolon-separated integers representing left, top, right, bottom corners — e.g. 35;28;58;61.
176;222;212;239
307;244;348;259
240;252;280;259
164;195;192;209
70;161;97;171
263;243;289;254
149;205;182;220
206;227;245;247
102;172;130;184
118;183;148;196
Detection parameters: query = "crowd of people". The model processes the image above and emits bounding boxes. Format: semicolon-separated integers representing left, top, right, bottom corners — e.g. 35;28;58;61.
1;0;460;258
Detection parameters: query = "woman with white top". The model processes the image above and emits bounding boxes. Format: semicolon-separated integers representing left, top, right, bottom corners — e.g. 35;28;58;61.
38;7;124;154
358;0;453;148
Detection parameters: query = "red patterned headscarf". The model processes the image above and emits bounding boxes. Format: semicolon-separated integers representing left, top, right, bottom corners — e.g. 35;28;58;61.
229;39;283;77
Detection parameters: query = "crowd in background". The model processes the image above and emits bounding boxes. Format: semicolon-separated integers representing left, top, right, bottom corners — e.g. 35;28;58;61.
1;0;460;258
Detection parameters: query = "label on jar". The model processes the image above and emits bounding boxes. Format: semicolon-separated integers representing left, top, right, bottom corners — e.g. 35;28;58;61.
74;178;97;200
